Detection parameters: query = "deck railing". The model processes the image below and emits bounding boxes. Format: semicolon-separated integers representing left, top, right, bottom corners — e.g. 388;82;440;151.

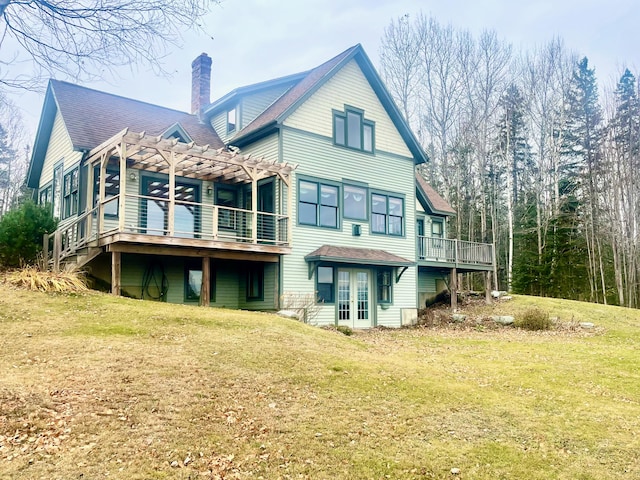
418;236;494;267
47;193;291;268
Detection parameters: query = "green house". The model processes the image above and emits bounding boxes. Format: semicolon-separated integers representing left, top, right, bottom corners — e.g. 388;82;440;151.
27;44;494;327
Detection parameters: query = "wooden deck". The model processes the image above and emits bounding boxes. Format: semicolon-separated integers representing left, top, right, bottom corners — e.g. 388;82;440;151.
417;236;495;271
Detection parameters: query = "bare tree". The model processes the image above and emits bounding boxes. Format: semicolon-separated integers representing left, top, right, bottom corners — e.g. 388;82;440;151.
0;90;27;214
0;0;219;89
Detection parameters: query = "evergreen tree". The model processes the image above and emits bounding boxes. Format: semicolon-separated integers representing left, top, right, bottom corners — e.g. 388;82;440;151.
560;57;604;302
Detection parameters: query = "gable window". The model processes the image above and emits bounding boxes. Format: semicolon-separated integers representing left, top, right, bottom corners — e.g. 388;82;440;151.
377;269;393;304
184;265;215;303
371;193;404;236
343;184;367;220
227;107;237;134
316;266;335;303
62;168;79;218
333;107;374;153
246;264;264;301
298;180;338;228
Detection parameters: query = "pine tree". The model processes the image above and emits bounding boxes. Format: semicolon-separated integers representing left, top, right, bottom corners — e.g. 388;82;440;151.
561;57;604;302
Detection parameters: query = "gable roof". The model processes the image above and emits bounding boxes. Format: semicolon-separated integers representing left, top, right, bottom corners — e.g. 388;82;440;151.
216;44;429;165
415;172;456;216
28;80;224;187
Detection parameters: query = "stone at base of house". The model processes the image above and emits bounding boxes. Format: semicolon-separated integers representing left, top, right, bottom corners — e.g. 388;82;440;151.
277;310;300;320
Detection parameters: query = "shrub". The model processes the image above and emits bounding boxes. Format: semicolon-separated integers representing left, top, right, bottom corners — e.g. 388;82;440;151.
336;325;353;336
0;201;57;268
515;307;551;331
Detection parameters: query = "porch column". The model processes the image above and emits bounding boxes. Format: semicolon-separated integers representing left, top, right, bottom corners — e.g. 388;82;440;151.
112;251;121;296
98;153;107;235
201;257;211;307
450;267;457;311
118;142;127;231
252;171;258;244
168;151;176;236
485;270;492;304
86;160;94;240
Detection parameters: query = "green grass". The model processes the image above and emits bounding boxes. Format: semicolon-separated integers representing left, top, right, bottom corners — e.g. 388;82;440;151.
1;285;639;479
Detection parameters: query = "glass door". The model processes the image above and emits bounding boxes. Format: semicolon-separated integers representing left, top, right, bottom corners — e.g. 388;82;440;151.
337;269;371;328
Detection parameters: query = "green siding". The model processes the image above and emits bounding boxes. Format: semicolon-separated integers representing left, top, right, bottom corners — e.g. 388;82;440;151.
418;270;438;293
279;127;417;328
285;59;412;158
39;110;82;189
240;85;291;128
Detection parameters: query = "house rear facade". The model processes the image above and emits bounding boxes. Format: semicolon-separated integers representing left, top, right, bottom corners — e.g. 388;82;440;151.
28;44;494;328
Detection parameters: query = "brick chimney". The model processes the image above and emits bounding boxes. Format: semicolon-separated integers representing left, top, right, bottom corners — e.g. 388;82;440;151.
191;53;212;116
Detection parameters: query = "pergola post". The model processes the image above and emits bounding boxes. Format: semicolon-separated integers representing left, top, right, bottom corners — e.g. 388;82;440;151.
251;169;258;244
98;153;107;235
118;142;127;231
168;151;176;236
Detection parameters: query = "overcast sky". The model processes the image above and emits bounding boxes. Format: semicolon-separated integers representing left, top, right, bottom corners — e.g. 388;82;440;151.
7;0;640;136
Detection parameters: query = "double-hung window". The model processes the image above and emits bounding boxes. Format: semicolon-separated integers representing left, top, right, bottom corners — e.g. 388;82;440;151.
377;269;393;304
62;168;79;218
39;185;52;207
334;107;374;153
298;180;338;228
371;194;404;236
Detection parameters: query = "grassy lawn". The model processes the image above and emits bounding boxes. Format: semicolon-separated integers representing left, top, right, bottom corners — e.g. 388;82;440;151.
1;284;639;479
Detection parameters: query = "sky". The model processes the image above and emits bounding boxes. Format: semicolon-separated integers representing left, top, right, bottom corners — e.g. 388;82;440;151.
5;0;639;137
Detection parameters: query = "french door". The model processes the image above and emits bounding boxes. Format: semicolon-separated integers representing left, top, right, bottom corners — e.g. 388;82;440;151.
337;269;372;328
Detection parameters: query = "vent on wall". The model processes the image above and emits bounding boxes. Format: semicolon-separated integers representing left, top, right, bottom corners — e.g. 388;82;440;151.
352;224;361;236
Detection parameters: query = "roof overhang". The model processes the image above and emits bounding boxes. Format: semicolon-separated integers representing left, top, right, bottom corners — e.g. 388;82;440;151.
305;245;414;267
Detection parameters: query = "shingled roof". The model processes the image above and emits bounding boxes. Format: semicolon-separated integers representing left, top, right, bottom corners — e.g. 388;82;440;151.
215;44;429;165
234;45;359;142
305;245;414;267
415;172;456;216
50;80;224;150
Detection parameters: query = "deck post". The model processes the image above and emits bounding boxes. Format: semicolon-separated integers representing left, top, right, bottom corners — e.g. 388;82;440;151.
42;233;49;269
485;270;492;304
450;267;457;311
201;257;211;307
111;251;121;296
53;230;61;272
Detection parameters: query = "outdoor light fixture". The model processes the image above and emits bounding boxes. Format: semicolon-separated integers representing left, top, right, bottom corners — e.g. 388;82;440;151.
129;172;137;181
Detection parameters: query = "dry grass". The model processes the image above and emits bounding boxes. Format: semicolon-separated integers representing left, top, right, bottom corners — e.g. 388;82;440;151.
1;266;88;293
1;285;639;479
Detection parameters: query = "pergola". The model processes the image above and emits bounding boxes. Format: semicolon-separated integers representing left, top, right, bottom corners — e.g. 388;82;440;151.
86;128;296;239
76;128;297;301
